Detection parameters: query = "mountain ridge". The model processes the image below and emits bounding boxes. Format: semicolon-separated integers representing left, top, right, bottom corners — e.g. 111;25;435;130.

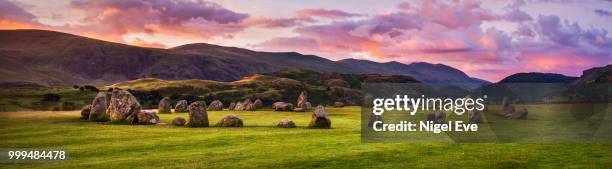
498;72;578;83
0;29;488;87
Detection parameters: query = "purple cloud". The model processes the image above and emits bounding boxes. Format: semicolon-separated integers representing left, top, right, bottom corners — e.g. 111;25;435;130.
595;9;612;17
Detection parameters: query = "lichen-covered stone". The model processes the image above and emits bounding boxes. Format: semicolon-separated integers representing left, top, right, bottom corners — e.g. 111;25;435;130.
174;100;188;113
187;101;208;127
158;97;172;114
308;105;331;128
106;90;141;123
277;119;296;128
215;115;243;127
89;92;109;122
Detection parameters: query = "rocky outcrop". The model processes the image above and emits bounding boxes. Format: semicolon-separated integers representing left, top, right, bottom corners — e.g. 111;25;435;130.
174;100;188;113
158;97;172;114
207;100;223;111
277;119;296;128
80;105;92;120
107;90;142;123
309;105;331;128
89;92;108;122
215;115;243;127
187;101;209;127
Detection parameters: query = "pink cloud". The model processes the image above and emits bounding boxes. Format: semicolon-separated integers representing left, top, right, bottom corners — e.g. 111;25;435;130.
244;8;359;28
0;0;46;29
255;1;611;81
67;0;249;41
295;9;361;19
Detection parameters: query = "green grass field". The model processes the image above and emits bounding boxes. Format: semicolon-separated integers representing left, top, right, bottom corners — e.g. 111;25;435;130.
1;106;611;168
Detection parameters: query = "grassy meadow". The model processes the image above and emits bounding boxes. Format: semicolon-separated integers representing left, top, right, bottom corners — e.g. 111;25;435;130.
1;106;611;168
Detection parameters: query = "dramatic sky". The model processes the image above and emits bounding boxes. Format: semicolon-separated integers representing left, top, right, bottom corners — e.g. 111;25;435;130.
1;0;611;82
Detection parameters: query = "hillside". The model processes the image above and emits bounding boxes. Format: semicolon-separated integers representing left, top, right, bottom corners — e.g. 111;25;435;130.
0;29;487;87
105;68;421;108
498;73;578;83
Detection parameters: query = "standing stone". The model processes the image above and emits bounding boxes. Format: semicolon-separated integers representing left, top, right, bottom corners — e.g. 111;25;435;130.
468;110;482;123
240;99;256;111
272;102;293;111
435;111;446;124
187;101;209;127
89;92;108;122
207;100;224;111
80;105;92;120
253;99;263;109
277;119;296;128
174;100;188;113
158;97;172;114
234;101;245;111
228;102;237;110
106;90;142;123
136;110;160;125
296;91;307;108
333;101;345;107
244;101;257;111
498;97;515;116
426;112;436;122
367;112;383;128
215;115;244;127
172;117;186;126
272;102;284;110
508;107;528;119
304;102;312;110
309;105;331;128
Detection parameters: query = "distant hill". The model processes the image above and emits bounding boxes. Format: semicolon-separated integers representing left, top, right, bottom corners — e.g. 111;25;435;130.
337;59;489;85
498;73;578;83
0;29;487;87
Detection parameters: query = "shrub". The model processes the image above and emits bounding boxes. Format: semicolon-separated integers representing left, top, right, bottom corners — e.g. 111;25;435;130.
42;93;61;102
60;102;77;110
83;85;99;92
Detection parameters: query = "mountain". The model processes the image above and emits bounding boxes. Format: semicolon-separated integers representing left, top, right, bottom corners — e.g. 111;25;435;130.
498;72;578;83
337;59;489;88
0;29;488;87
